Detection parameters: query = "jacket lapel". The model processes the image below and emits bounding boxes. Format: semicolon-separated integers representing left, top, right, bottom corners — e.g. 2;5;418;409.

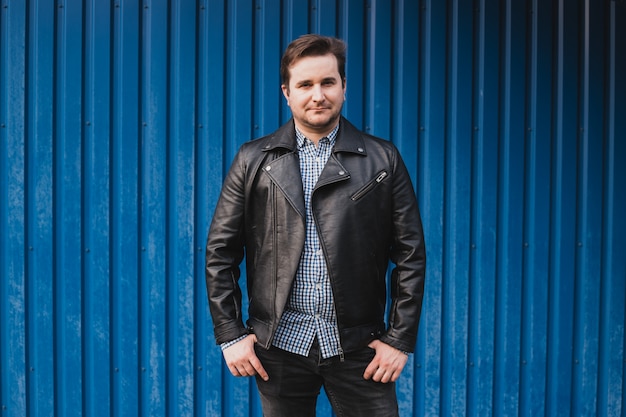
262;152;306;219
316;117;367;189
261;121;306;218
315;154;351;189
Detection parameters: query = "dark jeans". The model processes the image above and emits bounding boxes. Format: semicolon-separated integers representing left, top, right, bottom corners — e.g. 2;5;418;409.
254;341;399;417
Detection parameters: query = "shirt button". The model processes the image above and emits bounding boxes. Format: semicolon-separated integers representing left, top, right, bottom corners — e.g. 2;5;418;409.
317;249;323;256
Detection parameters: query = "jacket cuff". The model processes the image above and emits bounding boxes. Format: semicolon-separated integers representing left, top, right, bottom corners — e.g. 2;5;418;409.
379;333;415;354
214;321;248;345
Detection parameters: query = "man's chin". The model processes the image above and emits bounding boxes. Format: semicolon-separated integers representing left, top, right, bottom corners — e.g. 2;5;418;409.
305;116;339;130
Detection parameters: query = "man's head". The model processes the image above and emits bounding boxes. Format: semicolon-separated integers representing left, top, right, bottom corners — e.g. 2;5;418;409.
280;35;348;141
280;34;346;92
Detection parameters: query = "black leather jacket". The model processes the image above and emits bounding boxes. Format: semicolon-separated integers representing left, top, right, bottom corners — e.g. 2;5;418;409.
206;117;426;354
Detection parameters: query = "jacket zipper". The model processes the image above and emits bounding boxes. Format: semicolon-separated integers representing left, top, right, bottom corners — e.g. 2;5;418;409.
350;170;388;201
271;182;278;328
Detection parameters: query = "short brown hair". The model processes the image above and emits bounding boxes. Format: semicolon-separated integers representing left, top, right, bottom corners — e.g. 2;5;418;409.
280;34;347;89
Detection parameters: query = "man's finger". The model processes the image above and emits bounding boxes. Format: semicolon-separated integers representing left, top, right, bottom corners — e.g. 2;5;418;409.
363;360;379;380
249;356;269;381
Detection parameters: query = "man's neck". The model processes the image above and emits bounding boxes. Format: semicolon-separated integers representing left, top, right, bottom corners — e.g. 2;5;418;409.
294;122;339;145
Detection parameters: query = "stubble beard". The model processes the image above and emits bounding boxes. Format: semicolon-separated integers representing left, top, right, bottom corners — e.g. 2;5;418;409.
303;107;342;133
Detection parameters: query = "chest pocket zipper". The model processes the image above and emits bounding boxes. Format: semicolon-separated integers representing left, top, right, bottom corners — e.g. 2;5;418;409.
350;170;388;201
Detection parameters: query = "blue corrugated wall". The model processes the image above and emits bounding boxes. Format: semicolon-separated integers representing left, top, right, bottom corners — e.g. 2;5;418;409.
1;1;625;416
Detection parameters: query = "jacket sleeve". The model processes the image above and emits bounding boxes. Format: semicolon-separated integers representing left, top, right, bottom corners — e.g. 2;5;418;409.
379;148;426;353
205;148;249;345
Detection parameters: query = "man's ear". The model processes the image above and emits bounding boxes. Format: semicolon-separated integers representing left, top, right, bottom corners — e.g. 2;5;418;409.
281;84;290;101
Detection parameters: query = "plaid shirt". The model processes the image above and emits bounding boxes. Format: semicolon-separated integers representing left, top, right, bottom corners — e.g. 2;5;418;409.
222;123;341;359
271;123;341;359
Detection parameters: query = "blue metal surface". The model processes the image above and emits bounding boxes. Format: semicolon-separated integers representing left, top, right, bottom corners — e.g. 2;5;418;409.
1;1;625;416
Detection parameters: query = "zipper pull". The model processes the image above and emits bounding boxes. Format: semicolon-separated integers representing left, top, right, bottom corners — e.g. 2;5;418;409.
338;347;345;362
375;171;388;182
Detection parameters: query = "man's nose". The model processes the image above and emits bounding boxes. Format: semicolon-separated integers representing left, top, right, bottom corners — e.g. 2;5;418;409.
312;85;325;101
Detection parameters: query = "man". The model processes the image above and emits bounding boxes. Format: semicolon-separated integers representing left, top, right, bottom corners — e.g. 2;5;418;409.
206;34;426;416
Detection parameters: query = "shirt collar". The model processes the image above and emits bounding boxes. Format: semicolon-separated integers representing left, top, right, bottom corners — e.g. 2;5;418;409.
296;122;340;149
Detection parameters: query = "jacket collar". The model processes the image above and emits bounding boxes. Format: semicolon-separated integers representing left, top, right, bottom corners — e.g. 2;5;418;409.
262;116;368;156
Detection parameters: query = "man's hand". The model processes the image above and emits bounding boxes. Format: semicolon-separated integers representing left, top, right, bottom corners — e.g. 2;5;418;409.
363;339;408;383
222;334;269;381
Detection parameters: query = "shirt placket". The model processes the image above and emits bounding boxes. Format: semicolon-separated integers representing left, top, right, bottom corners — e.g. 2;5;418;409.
311;141;327;323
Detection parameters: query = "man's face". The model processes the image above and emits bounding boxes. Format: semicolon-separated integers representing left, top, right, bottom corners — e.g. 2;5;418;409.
282;54;346;139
